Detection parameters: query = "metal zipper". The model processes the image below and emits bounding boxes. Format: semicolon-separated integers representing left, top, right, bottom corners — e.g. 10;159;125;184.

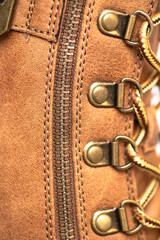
52;0;86;239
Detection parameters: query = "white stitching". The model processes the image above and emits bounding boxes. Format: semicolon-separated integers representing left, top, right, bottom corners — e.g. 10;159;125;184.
75;1;95;239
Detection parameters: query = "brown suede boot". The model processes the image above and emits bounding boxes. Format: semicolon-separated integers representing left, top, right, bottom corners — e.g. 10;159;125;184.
0;0;160;239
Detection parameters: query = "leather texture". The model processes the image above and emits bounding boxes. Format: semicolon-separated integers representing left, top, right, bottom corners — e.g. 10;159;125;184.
0;0;159;239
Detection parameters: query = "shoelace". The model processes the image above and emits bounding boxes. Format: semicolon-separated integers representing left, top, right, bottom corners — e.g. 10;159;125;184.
125;12;160;230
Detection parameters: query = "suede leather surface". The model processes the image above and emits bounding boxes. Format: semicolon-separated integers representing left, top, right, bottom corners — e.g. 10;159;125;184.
0;33;53;239
11;0;63;42
0;0;160;240
72;0;159;240
0;2;61;238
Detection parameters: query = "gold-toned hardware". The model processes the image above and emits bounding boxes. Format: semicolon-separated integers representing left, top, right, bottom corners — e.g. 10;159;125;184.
126;10;154;46
87;145;104;164
83;135;137;170
97;9;153;46
111;141;119;167
120;200;143;235
88;78;143;113
95;213;112;232
118;207;129;232
92;208;120;235
83;141;110;167
0;0;15;36
101;12;119;32
117;82;125;108
118;77;143;113
92;200;144;236
114;135;138;170
88;82;118;108
122;78;143;97
92;85;109;104
98;9;133;39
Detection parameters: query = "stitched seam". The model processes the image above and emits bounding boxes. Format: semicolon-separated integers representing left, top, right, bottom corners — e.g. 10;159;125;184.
43;1;59;237
133;53;143;240
50;0;60;34
47;0;55;34
26;0;36;28
44;43;54;240
148;0;155;15
43;2;60;238
125;1;156;240
47;44;54;239
11;27;55;42
44;45;51;240
124;46;141;240
75;1;95;239
12;24;55;36
19;0;58;36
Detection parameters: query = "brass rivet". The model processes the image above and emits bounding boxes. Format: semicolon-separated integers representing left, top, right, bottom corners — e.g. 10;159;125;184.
102;13;119;31
95;214;112;232
92;86;108;104
87;146;103;164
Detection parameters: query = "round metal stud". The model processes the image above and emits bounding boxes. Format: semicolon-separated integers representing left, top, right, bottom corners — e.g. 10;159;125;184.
92;86;109;104
87;145;104;164
102;13;119;31
95;214;112;232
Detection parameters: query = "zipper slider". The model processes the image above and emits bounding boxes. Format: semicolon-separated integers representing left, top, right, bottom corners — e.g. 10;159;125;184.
0;0;15;36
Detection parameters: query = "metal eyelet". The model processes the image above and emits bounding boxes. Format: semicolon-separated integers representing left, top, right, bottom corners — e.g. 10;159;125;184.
113;135;138;170
119;78;143;113
120;200;144;235
97;9;154;46
125;10;154;46
91;199;144;236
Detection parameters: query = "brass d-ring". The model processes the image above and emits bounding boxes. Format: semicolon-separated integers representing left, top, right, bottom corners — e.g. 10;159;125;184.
126;10;154;46
119;78;143;113
114;135;138;170
120;200;144;235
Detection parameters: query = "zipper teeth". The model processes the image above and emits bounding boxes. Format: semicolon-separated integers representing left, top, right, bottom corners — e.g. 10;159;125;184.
53;0;85;239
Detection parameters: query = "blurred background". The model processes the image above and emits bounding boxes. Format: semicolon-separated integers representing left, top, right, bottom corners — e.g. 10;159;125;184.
153;42;160;155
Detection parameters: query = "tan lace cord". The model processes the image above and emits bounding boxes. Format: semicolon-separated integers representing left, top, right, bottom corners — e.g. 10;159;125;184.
125;11;160;231
133;91;148;129
134;128;146;146
141;70;160;93
155;101;160;111
139;178;159;208
127;144;160;180
134;177;160;229
130;90;160;180
135;209;160;229
134;175;160;229
138;12;160;72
